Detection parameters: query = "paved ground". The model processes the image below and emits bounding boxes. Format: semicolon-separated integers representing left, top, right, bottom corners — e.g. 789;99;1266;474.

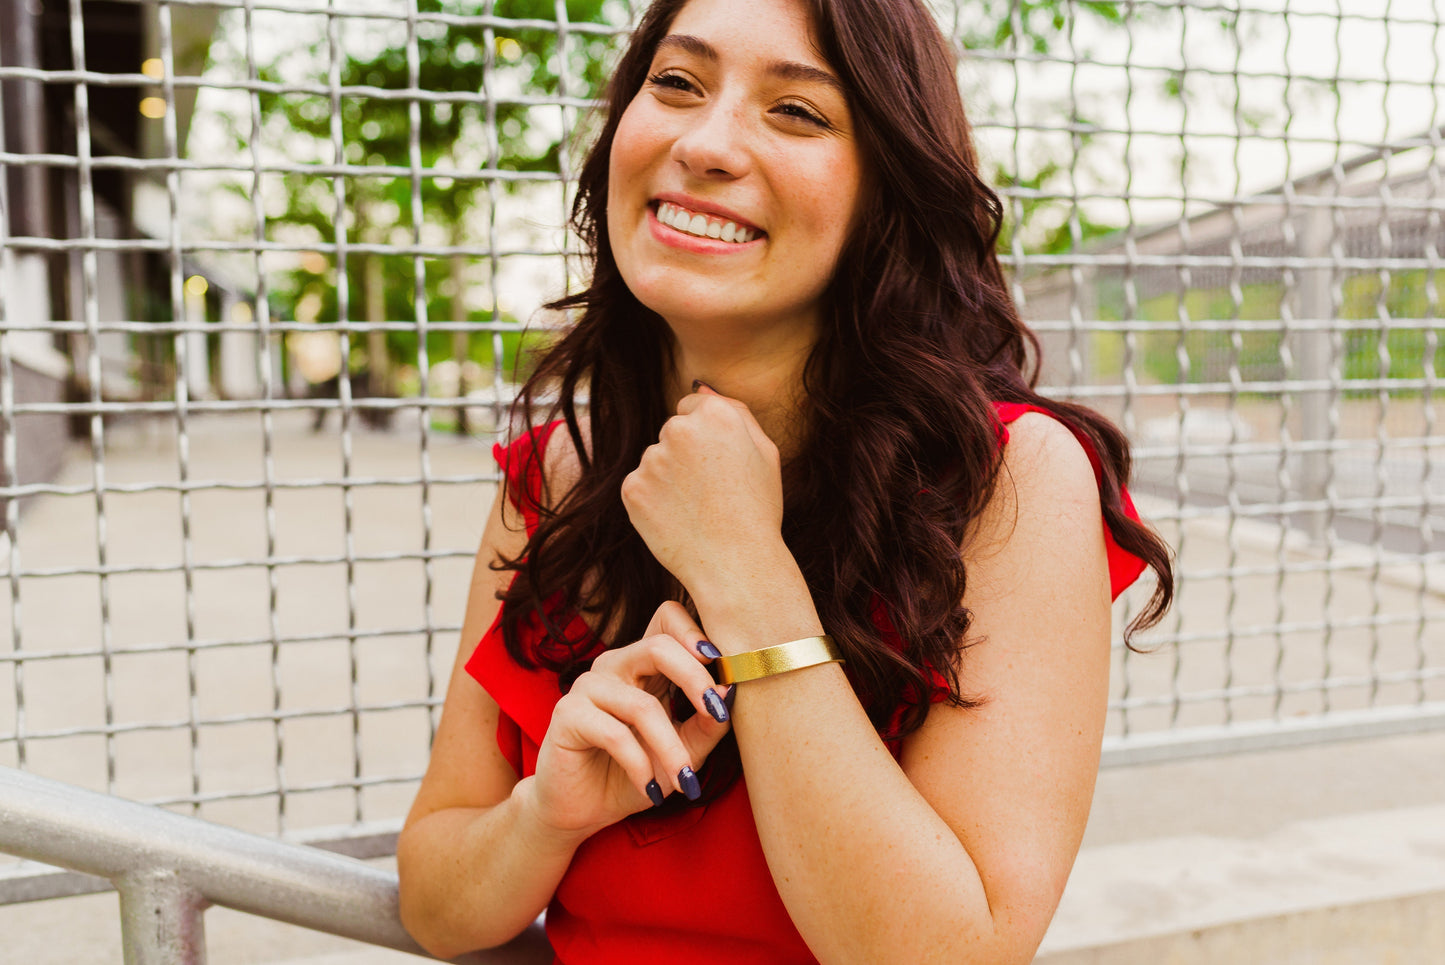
1;409;1442;962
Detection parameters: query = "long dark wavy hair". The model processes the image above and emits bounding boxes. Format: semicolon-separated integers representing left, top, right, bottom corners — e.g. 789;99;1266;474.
498;0;1173;779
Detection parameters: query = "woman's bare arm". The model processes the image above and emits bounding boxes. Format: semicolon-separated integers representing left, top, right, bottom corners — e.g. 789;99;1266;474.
396;488;588;958
398;437;733;959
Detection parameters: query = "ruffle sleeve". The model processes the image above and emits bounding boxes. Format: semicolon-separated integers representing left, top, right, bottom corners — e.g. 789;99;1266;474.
465;421;571;777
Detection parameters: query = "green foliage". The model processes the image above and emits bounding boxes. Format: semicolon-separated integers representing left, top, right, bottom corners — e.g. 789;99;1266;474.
976;0;1123;54
253;0;614;187
1102;270;1445;391
1337;271;1445;385
951;0;1189;258
1122;282;1288;387
994;159;1119;255
223;0;614;408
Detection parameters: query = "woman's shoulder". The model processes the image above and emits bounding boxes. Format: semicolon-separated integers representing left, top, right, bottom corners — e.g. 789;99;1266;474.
983;405;1148;601
966;410;1109;600
989;410;1101;526
997;409;1095;478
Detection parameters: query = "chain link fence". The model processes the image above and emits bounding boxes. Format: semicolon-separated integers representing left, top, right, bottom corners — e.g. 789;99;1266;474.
2;0;1442;898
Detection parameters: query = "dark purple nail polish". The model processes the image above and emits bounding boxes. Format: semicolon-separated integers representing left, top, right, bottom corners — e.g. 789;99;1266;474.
698;640;722;660
703;687;729;723
679;766;701;801
723;684;737;710
646;779;666;808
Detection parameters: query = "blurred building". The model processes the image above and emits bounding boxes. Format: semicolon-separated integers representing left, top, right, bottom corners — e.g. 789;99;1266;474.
1;0;253;522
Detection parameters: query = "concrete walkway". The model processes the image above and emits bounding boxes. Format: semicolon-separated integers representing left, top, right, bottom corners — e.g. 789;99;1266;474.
1;410;1442;962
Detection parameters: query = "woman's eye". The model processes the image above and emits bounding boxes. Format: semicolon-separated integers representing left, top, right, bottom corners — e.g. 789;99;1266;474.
647;72;696;94
774;102;829;128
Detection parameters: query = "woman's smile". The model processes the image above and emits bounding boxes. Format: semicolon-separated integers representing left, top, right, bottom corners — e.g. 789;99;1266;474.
653;200;761;244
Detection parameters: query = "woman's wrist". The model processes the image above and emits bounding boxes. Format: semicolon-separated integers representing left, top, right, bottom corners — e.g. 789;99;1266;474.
509;776;597;855
689;550;824;655
680;534;792;597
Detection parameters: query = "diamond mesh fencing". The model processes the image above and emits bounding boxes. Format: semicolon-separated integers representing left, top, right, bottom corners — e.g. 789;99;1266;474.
1;0;1442;890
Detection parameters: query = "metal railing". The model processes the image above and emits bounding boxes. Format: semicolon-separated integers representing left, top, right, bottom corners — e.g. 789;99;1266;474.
0;765;549;964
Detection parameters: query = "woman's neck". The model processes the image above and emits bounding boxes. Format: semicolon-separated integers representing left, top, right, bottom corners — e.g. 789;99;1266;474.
665;330;815;460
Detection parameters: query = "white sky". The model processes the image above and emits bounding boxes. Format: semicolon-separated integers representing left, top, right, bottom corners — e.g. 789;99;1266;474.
958;0;1445;232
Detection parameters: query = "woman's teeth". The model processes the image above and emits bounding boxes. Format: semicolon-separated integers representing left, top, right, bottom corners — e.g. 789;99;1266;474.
656;202;757;243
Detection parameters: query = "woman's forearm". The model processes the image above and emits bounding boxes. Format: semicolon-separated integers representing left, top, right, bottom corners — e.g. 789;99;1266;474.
695;570;1010;965
396;776;584;959
732;664;1006;964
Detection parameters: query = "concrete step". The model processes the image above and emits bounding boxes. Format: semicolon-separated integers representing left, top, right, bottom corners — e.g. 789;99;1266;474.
1039;891;1445;965
1039;767;1445;962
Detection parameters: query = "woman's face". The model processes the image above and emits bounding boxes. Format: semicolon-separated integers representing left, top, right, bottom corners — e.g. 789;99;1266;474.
607;0;865;344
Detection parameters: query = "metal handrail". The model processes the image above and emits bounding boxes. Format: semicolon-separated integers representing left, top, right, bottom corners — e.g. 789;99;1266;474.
0;767;551;965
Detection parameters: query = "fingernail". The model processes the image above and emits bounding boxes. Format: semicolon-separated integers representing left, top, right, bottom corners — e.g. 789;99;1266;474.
679;766;701;801
697;640;722;660
646;779;666;808
692;379;714;392
723;684;737;710
703;687;730;723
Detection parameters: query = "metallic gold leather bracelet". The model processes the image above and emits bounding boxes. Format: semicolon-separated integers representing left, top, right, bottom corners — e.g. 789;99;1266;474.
715;635;843;685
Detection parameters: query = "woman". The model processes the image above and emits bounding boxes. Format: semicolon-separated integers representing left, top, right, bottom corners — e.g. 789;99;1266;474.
398;0;1173;961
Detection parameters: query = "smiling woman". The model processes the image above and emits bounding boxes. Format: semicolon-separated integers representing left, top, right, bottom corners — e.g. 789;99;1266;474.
396;0;1174;963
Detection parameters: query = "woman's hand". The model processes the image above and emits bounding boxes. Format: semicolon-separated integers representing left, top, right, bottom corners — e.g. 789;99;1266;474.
621;385;788;597
525;601;733;838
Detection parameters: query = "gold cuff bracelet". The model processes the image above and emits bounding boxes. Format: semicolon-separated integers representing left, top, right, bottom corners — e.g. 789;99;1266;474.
715;635;843;685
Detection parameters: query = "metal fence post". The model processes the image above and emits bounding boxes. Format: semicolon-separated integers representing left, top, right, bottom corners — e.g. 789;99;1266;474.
1295;179;1335;542
117;869;209;965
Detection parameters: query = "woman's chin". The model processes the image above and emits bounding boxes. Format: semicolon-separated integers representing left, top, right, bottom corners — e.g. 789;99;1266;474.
633;291;749;333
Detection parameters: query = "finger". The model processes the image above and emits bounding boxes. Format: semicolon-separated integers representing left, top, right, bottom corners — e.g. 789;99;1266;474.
643;601;718;664
592;632;730;724
639;682;732;806
674;391;777;456
580;675;705;797
687;379;750;410
675;387;747;417
551;694;659;801
677;683;736;761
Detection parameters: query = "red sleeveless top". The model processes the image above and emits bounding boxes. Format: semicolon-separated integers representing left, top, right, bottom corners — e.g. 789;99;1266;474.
465;403;1146;963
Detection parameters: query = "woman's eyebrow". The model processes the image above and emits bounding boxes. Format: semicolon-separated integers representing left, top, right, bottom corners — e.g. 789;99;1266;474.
766;59;845;98
656;34;717;60
656;33;845;98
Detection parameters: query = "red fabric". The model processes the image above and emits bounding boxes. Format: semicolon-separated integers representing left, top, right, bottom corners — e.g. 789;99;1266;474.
465;404;1148;964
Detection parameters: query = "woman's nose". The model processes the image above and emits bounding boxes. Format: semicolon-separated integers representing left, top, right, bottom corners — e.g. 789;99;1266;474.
669;101;752;180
